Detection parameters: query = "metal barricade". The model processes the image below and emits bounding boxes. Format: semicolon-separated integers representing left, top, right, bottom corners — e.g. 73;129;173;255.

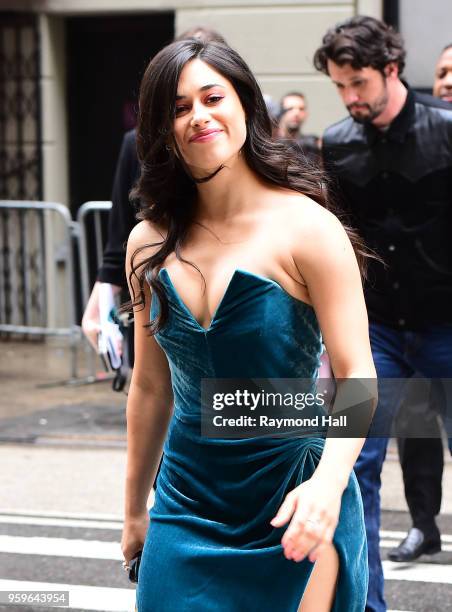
0;200;80;380
76;201;112;309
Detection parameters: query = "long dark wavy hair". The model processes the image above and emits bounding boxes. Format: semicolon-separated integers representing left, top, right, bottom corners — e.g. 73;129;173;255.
127;38;372;334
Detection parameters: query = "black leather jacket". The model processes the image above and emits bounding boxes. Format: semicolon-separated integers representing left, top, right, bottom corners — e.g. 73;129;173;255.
322;87;452;330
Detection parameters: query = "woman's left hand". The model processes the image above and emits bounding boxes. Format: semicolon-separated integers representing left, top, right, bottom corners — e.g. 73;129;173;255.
270;474;345;563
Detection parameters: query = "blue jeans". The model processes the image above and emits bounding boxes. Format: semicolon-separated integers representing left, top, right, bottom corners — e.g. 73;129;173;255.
354;322;452;612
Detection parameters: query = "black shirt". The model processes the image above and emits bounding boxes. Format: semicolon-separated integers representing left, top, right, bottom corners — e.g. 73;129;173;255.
322;87;452;330
97;129;140;288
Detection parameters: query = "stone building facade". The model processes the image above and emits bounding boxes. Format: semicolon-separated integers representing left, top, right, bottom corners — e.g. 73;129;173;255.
1;0;382;207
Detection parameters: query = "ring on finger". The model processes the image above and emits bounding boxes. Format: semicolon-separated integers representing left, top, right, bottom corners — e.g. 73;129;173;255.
305;518;321;531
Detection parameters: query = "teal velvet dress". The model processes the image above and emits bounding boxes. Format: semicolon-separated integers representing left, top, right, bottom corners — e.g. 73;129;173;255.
136;268;368;611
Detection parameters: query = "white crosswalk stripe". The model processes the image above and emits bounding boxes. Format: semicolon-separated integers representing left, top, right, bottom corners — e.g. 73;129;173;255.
0;534;122;560
383;560;452;584
0;510;124;521
0;513;123;530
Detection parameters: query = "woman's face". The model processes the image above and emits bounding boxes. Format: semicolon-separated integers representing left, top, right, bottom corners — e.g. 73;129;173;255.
172;59;247;176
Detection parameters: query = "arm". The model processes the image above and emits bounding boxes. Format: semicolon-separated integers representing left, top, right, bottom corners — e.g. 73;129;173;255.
271;201;376;562
298;207;376;486
121;221;173;564
82;130;139;349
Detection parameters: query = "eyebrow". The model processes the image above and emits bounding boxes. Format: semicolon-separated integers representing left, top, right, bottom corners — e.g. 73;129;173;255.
332;77;365;86
176;83;225;100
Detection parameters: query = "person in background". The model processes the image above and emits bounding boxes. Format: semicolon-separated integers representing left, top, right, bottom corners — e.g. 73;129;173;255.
433;43;452;102
389;40;452;565
81;27;228;365
314;16;452;612
82;129;139;365
278;91;320;162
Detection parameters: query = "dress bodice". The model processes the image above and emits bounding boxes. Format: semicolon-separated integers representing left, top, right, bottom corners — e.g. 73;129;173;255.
151;268;323;425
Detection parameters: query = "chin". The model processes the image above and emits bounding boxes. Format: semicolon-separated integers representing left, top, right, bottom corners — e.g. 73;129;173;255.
350;109;375;124
189;157;225;172
188;150;241;173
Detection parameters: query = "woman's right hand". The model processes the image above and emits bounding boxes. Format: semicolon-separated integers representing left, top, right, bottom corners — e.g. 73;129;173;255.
121;511;150;565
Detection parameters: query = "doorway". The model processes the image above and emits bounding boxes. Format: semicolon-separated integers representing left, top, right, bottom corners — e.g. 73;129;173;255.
66;12;174;215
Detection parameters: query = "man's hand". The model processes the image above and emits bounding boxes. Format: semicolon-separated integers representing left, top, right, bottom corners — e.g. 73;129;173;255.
81;282;102;351
82;282;123;358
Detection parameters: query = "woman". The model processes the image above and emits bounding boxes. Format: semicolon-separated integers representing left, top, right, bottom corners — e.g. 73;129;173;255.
121;38;375;612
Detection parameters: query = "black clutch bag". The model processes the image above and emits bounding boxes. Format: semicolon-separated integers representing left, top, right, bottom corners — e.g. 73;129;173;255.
128;550;142;583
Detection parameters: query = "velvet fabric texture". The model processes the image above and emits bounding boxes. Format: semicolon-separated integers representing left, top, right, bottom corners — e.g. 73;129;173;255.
136;268;368;611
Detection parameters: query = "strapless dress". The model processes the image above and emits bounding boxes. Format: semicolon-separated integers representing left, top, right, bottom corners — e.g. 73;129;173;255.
136;268;368;611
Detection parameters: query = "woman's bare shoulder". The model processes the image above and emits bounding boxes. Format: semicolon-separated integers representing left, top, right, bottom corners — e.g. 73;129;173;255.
275;191;344;237
127;220;167;258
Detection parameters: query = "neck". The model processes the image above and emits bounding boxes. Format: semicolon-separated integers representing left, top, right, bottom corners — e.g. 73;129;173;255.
372;78;408;129
193;153;263;222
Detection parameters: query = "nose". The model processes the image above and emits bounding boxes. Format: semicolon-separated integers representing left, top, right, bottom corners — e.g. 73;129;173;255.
344;90;359;105
190;101;211;127
444;71;452;88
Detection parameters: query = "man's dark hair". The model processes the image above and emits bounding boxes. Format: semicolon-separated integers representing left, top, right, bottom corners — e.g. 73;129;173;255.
280;91;305;108
442;43;452;53
313;15;406;76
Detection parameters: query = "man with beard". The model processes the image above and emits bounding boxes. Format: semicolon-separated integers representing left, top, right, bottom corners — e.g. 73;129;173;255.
314;16;452;612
